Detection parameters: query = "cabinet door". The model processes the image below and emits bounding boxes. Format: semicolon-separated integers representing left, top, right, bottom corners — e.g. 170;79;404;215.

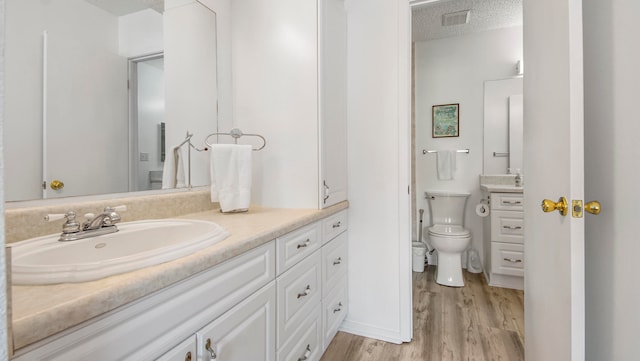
197;282;276;361
155;335;196;361
319;0;348;208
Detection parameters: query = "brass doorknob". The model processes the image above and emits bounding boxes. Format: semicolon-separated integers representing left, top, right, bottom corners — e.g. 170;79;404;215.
50;179;64;190
585;201;601;215
541;196;568;216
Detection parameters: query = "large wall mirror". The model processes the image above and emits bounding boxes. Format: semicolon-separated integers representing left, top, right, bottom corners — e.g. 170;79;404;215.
5;0;227;202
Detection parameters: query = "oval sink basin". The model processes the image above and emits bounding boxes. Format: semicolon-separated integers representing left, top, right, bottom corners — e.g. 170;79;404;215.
10;219;230;285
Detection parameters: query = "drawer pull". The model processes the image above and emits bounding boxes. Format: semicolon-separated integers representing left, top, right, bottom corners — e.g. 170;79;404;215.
333;302;343;313
504;258;523;263
185;351;192;361
503;225;523;230
297;239;311;249
502;200;522;205
297;285;311;299
205;339;217;359
333;257;343;266
332;221;342;229
298;344;312;361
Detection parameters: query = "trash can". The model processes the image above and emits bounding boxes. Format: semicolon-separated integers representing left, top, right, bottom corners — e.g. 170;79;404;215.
412;242;427;272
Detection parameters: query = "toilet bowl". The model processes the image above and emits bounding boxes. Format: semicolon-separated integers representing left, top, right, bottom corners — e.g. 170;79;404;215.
426;191;471;287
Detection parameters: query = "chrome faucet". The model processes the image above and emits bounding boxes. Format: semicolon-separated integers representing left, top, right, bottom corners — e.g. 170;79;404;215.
46;205;126;242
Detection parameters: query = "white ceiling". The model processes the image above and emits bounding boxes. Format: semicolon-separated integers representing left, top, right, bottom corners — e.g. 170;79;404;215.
412;0;522;42
85;0;164;16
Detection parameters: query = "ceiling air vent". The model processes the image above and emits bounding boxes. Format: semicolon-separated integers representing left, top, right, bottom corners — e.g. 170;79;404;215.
442;10;471;26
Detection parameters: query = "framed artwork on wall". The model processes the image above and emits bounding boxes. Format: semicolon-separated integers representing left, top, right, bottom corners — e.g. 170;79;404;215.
432;103;460;138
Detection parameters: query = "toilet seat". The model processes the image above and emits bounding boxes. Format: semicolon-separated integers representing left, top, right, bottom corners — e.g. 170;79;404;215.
428;224;470;237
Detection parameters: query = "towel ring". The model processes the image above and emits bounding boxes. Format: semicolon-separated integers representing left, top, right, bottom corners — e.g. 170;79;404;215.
205;128;267;151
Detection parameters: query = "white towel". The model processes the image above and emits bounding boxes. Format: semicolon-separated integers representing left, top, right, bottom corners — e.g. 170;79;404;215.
161;146;187;189
210;144;252;212
436;150;456;180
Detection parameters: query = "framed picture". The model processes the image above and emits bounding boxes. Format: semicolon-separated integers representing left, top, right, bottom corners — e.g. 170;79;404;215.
432;103;460;138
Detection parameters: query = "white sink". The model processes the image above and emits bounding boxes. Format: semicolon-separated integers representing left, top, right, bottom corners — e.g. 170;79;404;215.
10;219;230;285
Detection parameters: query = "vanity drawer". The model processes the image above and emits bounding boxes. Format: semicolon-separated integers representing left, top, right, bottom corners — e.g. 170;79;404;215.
321;232;348;297
322;276;347;352
276;250;322;348
276;222;322;275
277;305;322;361
491;242;524;277
491;193;524;211
491;211;524;244
322;210;348;245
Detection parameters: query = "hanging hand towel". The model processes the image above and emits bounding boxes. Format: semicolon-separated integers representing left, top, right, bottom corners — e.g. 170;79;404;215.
161;146;187;189
436;150;457;180
210;144;252;212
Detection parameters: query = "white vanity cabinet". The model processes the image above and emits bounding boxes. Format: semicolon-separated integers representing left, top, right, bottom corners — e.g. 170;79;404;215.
484;192;525;290
13;210;349;361
320;210;348;351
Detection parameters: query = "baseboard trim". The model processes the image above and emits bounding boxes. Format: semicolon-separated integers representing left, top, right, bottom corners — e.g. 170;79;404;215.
338;318;407;344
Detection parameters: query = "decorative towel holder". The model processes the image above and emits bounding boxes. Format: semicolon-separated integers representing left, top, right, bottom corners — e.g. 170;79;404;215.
205;128;267;151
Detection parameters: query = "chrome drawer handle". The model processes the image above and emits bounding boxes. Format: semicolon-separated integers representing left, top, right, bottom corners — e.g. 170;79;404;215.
298;344;312;361
205;339;217;359
504;258;522;263
297;285;311;299
332;221;341;229
333;257;342;266
502;200;522;205
333;302;343;313
297;239;311;249
503;225;523;230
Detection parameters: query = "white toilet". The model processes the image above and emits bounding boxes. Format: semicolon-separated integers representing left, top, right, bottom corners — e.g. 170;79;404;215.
425;191;471;287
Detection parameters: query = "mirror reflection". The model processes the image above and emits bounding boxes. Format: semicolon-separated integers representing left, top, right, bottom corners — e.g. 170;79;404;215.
482;76;524;175
5;0;218;202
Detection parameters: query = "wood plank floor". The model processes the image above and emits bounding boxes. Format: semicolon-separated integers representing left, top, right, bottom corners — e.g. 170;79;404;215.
321;266;524;361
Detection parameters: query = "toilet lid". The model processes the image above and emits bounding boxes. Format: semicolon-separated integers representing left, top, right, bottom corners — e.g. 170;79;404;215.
428;225;470;237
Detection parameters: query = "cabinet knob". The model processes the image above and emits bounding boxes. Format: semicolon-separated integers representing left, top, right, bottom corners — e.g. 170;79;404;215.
185;351;192;361
205;338;217;359
332;221;341;229
333;257;342;266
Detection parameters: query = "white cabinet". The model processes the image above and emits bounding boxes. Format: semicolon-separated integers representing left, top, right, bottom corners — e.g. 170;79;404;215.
319;0;348;208
484;192;524;290
320;210;348;351
14;211;348;361
197;283;276;361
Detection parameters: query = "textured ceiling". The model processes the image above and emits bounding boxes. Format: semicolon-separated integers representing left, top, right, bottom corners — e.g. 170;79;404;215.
85;0;164;16
412;0;522;42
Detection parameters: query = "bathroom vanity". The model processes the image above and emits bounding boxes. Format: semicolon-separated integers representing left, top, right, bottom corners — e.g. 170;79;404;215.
9;200;348;361
480;182;524;290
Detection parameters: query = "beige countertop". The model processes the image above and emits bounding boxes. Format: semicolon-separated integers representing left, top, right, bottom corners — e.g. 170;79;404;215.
11;202;348;350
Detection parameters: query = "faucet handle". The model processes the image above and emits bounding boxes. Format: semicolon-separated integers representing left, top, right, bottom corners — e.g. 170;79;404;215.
45;211;81;234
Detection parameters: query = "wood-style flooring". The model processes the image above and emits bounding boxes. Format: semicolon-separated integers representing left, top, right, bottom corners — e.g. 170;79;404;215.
321;266;524;361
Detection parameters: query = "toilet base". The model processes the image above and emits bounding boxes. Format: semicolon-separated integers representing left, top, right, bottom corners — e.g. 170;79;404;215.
435;252;464;287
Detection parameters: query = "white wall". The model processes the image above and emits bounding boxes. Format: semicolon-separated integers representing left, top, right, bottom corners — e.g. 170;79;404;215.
341;0;411;343
229;0;319;208
164;0;218;188
583;0;640;359
414;26;523;266
4;0;129;201
118;9;163;58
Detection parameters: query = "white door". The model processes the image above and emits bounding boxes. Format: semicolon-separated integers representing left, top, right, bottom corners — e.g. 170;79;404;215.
524;0;585;360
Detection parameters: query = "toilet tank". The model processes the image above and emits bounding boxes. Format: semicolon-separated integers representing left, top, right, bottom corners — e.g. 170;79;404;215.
426;191;470;226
